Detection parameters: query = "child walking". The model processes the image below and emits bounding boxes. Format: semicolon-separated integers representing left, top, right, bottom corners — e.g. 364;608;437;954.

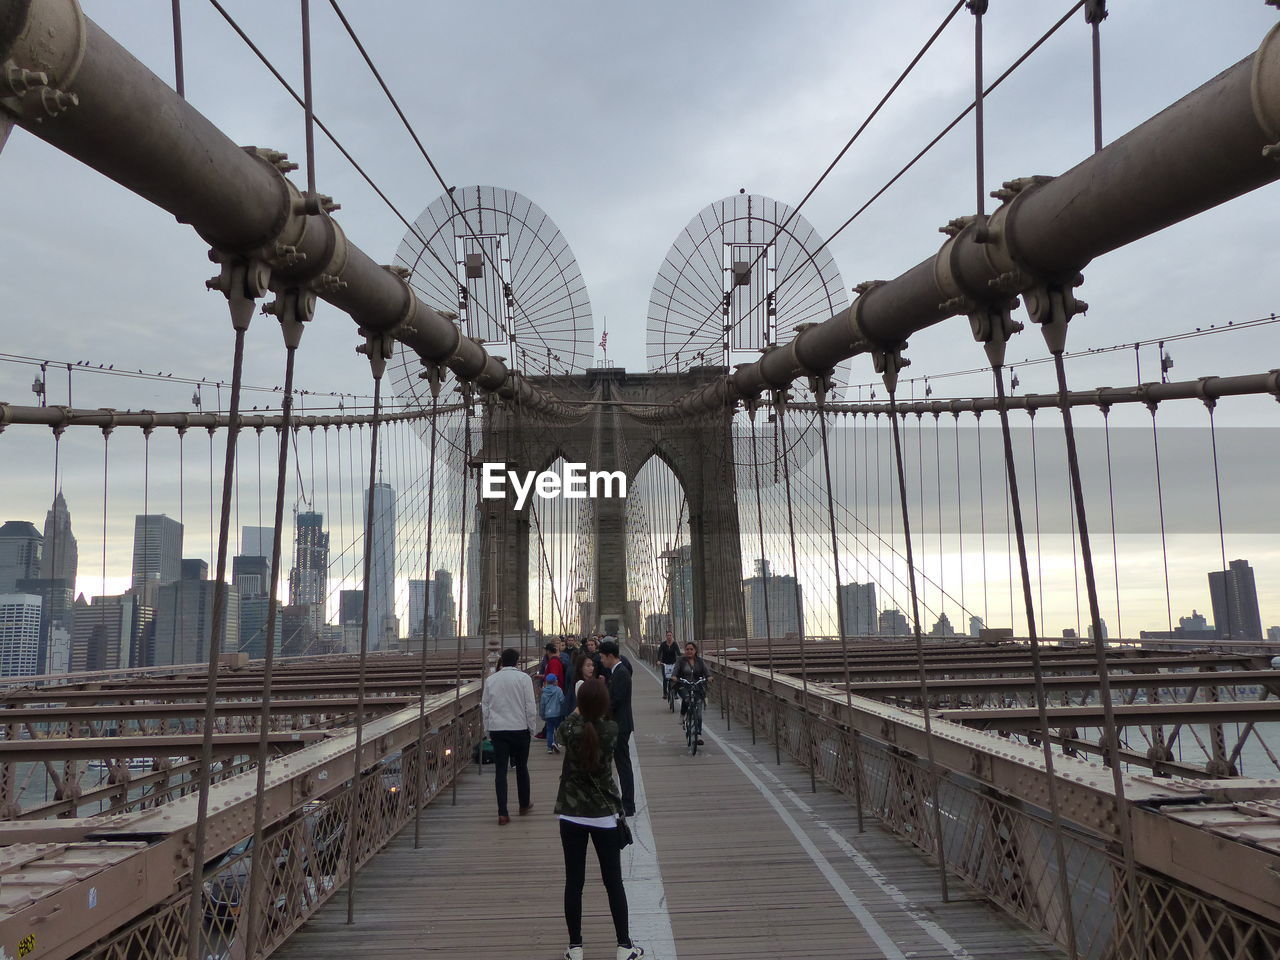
540;673;565;753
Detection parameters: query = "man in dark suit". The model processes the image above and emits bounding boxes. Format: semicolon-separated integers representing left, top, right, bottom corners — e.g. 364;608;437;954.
598;639;635;817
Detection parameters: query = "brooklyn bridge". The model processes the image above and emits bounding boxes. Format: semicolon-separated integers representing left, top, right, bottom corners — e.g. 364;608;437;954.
2;1;1280;957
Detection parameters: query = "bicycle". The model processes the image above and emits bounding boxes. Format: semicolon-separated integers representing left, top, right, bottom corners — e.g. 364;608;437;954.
663;662;676;712
677;677;707;755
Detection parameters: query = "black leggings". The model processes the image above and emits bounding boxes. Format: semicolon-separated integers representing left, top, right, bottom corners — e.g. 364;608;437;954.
559;819;630;947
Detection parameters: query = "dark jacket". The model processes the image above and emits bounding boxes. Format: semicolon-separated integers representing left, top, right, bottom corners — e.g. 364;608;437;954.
553;713;623;819
604;659;634;736
673;655;710;683
658;641;679;665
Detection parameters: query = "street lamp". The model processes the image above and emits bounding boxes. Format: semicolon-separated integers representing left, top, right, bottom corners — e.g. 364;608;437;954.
574;583;588;605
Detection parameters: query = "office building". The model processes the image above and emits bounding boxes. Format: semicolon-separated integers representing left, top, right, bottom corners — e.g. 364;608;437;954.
181;558;208;581
289;511;328;609
431;568;456;639
408;578;429;639
340;588;364;653
930;612;956;638
1209;559;1264;641
662;545;695;642
70;594;150;671
39;492;77;588
365;483;396;649
969;615;984;638
131;515;183;593
233;554;270;598
743;558;804;640
281;604;319;656
241;526;273;576
238;595;281;658
151;572;237;666
1088;618;1109;640
0;593;42;677
1268;626;1280;643
838;581;877;637
0;520;42;593
15;576;73;673
879;608;910;637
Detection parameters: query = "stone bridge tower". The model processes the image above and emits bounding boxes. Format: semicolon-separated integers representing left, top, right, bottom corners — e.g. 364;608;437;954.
473;366;745;645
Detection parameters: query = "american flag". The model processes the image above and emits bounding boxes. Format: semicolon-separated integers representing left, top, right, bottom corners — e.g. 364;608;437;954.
599;331;608;350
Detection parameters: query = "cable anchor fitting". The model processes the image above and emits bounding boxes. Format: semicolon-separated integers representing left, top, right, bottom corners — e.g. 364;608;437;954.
1023;274;1088;356
262;287;316;349
870;342;910;396
356;329;396;381
205;253;270;332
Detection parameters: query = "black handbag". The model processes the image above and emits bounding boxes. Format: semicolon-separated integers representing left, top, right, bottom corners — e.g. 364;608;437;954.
616;813;633;848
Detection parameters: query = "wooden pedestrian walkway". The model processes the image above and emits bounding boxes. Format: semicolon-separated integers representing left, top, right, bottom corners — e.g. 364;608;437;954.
273;661;1064;959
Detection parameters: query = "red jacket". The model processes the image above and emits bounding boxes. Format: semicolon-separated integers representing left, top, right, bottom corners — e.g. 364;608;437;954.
544;654;566;688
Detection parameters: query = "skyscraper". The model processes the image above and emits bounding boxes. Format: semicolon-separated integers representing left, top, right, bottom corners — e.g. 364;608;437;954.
663;545;695;643
0;521;42;593
431;568;456;638
39;492;77;588
151;574;238;666
289;511;329;608
0;593;42;677
408;579;428;639
742;558;804;640
70;594;150;671
131;515;183;592
232;554;270;598
241;526;273;575
838;581;877;637
1209;559;1264;641
879;608;910;637
365;483;396;648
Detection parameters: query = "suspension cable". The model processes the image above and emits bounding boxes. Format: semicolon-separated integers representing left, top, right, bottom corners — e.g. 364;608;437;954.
413;387;441;848
747;412;781;766
990;353;1080;959
186;313;250;960
886;382;950;902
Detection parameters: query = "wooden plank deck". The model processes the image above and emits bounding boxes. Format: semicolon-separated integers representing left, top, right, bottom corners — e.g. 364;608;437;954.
273;660;1064;959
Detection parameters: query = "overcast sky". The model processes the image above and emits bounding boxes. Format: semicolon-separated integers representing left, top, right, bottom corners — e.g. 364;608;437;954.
2;1;1277;634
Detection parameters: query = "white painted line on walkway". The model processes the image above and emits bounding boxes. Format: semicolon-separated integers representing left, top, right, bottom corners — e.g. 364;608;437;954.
624;666;679;960
633;657;903;960
726;742;976;960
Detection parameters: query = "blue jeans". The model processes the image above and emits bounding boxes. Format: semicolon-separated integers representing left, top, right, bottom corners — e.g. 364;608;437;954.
545;717;562;749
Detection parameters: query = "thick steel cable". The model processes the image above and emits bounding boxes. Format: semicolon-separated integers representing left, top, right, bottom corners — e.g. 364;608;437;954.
886;386;950;902
186;322;248;960
1147;404;1174;632
1207;402;1233;638
413;389;440;848
1050;351;1144;958
1101;408;1122;638
451;395;473;805
345;371;383;924
776;400;817;793
747;416;782;765
990;363;1080;960
243;335;299;959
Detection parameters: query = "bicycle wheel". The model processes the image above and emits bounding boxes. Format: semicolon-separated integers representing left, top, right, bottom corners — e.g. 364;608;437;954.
667;683;676;712
689;701;701;756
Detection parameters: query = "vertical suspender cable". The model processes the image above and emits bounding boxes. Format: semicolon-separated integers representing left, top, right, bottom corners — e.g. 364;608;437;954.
244;318;302;959
1051;349;1144;958
171;0;185;98
1206;400;1232;636
452;394;473;805
776;399;816;793
1147;403;1174;632
414;389;440;848
187;319;249;960
887;384;950;902
1086;0;1107;153
346;369;383;924
748;412;781;765
1101;407;1123;639
301;0;315;195
991;360;1080;959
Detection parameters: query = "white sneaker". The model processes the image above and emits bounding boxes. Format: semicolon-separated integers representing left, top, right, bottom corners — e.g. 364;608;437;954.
563;947;583;960
617;946;645;960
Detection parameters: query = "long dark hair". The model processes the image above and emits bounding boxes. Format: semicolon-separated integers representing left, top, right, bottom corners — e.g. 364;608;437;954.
574;678;610;771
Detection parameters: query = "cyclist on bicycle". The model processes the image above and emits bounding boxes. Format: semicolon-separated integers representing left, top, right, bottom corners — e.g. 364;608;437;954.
657;631;680;700
672;642;709;718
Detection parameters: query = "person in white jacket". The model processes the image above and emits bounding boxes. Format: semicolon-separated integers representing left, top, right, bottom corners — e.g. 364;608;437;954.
482;647;540;825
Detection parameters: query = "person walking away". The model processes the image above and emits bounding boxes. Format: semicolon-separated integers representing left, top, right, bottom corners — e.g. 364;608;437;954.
481;647;539;825
555;678;645;960
657;631;679;699
536;642;566;740
542;674;565;753
598;640;635;817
